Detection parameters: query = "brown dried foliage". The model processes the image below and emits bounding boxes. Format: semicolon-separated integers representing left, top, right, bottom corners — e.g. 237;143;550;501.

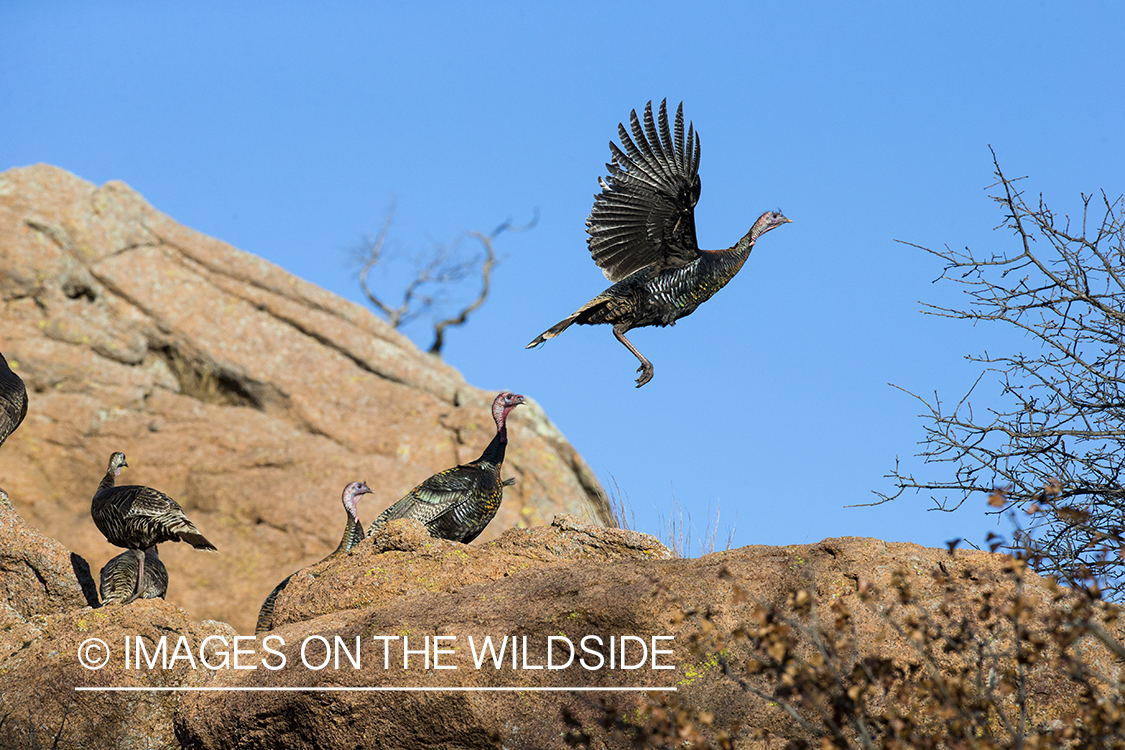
564;558;1124;749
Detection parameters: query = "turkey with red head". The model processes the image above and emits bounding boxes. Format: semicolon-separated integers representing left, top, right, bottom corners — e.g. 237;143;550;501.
527;99;791;387
366;391;525;544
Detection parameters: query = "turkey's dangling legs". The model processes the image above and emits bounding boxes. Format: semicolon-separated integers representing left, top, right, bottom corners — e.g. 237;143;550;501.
122;548;145;605
614;327;654;388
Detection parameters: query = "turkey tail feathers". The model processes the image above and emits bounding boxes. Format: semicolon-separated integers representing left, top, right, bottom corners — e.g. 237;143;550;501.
527;312;580;348
178;531;218;551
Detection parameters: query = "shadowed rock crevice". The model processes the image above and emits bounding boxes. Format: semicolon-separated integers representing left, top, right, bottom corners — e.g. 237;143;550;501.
151;343;285;413
61;279;97;303
24;219;78;255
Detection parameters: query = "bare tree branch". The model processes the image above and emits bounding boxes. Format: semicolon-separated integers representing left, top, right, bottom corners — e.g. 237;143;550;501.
354;204;537;356
878;148;1125;599
428;211;538;355
358;199;407;326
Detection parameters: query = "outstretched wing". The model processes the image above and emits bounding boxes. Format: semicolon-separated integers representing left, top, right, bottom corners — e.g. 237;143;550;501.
586;99;703;282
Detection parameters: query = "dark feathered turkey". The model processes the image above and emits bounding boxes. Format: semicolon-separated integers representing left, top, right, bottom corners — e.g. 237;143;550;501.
365;392;524;544
255;480;371;634
527;99;792;387
0;352;28;448
100;547;168;604
90;451;217;605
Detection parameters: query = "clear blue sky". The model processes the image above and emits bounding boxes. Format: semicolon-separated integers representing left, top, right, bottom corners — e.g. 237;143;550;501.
3;2;1123;554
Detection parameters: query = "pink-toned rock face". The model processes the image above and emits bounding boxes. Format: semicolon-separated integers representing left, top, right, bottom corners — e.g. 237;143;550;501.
173;526;1122;750
0;490;99;617
0;164;610;634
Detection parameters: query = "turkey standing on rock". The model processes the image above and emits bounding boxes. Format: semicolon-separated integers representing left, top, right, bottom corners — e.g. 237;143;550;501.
100;547;168;604
90;452;217;605
0;352;28;448
365;392;524;544
256;480;371;634
527;99;792;387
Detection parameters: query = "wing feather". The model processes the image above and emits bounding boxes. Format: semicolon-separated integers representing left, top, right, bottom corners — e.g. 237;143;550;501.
673;103;686;173
644;102;673;183
375;468;483;527
587;99;703;282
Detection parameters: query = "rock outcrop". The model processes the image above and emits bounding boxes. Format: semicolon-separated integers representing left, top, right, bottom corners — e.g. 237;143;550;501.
172;521;1124;749
2;495;1120;749
0;488;231;749
0;488;98;619
1;598;236;750
0;164;610;633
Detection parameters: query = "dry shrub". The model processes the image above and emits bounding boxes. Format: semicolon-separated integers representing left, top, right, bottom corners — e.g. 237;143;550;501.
564;555;1124;749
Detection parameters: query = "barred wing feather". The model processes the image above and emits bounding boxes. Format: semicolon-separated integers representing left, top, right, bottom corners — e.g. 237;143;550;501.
586;99;703;282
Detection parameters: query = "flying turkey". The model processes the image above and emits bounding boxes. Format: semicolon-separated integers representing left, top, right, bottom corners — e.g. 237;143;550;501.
365;392;524;544
0;352;28;448
256;480;371;634
100;547;168;604
90;452;217;605
527;99;792;387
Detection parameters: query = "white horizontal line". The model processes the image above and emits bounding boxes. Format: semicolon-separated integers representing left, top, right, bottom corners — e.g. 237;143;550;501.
75;686;676;693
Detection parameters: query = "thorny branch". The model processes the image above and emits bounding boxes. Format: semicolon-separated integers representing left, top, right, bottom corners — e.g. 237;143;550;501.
874;147;1125;599
356;202;537;356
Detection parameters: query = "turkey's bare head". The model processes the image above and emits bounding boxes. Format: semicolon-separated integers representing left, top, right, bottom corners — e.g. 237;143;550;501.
342;481;373;521
492;392;526;431
751;210;792;240
107;451;128;477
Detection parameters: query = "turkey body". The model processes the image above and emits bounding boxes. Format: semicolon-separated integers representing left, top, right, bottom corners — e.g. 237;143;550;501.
0;352;28;448
366;460;504;544
255;481;370;634
560;250;752;331
527;99;791;387
91;452;216;604
365;392;524;544
100;547;168;604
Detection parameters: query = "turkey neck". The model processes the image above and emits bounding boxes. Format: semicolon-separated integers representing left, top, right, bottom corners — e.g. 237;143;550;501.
335;511;362;556
96;469;117;495
700;224;765;285
478;422;508;469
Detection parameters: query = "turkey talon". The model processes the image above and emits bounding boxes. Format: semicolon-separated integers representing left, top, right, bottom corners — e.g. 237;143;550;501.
635;363;654;388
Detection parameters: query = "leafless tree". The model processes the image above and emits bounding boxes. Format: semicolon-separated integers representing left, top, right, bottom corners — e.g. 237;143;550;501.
875;148;1125;600
356;201;537;355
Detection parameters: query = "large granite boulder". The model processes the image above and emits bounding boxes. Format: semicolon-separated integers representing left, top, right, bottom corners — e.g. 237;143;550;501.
0;164;610;633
